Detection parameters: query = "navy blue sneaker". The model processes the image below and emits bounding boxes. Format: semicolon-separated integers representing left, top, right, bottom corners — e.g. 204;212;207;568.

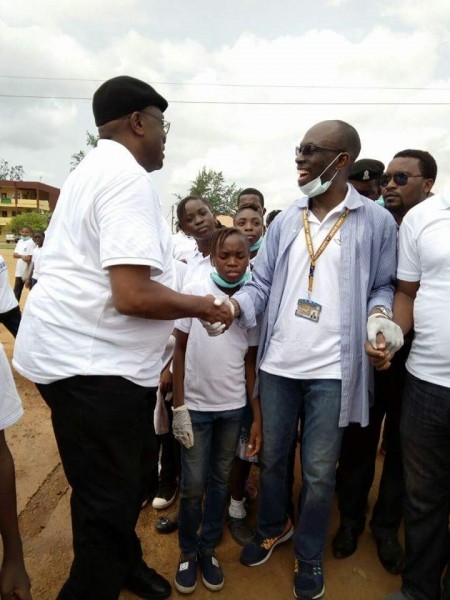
293;559;324;599
174;553;197;594
240;519;294;566
199;549;224;591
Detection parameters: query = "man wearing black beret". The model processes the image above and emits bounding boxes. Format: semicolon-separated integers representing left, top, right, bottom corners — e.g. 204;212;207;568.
348;158;385;203
13;75;233;600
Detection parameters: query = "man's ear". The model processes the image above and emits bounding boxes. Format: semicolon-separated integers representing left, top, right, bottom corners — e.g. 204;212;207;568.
129;111;145;136
336;152;351;171
423;178;434;196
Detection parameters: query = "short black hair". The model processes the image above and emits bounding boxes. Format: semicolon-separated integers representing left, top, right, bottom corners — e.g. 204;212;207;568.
33;230;45;237
237;188;264;208
234;202;264;221
176;195;212;226
393;149;437;181
210;227;250;257
265;209;282;227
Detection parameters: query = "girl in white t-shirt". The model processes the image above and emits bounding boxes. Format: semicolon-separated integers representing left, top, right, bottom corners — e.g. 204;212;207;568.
176;195;219;279
227;203;264;545
172;228;262;595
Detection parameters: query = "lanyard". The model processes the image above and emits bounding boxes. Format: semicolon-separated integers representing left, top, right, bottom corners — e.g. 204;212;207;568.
302;207;350;297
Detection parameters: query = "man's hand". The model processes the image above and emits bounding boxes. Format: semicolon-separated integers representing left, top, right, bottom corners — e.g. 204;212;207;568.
200;296;234;336
172;405;194;449
367;314;403;353
0;558;33;600
365;338;393;371
247;420;262;458
159;367;173;397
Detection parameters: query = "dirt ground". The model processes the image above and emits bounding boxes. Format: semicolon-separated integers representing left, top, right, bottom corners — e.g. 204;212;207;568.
0;246;401;600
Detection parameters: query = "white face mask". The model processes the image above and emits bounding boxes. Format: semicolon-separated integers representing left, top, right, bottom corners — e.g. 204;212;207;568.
299;153;342;198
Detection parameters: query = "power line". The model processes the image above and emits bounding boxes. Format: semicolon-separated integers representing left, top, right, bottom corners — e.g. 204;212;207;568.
0;74;449;92
0;93;449;106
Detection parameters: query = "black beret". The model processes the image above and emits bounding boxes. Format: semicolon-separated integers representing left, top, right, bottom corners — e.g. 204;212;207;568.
349;158;385;182
92;75;168;127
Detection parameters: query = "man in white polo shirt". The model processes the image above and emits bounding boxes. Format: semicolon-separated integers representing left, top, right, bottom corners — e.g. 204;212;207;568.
13;76;232;600
382;190;450;600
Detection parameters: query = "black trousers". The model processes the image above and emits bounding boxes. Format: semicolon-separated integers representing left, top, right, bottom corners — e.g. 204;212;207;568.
0;305;21;337
37;375;158;600
13;276;25;302
336;338;411;536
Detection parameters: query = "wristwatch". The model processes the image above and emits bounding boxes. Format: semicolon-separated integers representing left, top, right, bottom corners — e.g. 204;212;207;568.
372;305;393;320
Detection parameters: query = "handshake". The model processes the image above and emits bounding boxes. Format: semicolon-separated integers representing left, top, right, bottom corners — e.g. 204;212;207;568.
199;295;235;336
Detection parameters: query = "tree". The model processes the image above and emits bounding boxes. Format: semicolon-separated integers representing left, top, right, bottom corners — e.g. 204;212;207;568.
8;212;49;233
181;167;242;217
0;159;25;181
70;131;99;170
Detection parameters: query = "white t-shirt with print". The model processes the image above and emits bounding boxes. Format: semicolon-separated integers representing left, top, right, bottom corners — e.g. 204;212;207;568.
0;255;18;314
397;193;450;388
176;277;259;412
13;140;175;387
14;238;35;278
0;343;23;429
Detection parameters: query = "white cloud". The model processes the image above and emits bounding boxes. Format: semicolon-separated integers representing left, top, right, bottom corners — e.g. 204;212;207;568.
1;2;449;216
382;0;450;31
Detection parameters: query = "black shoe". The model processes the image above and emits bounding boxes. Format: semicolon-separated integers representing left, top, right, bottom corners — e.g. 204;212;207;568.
155;512;178;534
124;561;172;599
375;536;404;575
332;525;360;559
227;516;255;546
152;483;178;510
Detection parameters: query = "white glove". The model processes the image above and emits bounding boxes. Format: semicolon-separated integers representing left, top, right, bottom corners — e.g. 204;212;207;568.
367;314;404;353
172;405;194;449
200;296;235;337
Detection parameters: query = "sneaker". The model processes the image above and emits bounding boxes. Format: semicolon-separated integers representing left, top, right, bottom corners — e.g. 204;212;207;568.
293;559;324;600
198;549;224;591
152;484;178;510
174;553;197;594
240;519;294;566
228;515;255;546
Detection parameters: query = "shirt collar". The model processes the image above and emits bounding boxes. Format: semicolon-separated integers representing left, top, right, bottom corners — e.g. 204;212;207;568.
294;183;364;211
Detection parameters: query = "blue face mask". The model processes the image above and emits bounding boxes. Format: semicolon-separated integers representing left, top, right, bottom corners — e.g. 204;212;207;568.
375;196;385;207
210;271;250;289
299;153;342;198
21;236;31;241
249;237;264;252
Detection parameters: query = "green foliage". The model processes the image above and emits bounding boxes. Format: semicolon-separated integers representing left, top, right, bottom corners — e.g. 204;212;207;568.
181;167;242;217
0;159;25;181
8;212;49;232
70;131;99;170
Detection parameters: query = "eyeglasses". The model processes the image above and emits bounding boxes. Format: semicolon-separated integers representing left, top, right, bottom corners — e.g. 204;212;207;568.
142;112;171;134
379;172;423;187
295;143;344;157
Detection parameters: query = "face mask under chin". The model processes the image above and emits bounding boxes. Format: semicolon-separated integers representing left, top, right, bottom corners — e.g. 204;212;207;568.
299;153;341;198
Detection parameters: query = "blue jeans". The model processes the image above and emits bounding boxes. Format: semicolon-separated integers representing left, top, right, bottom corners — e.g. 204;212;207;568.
178;407;244;555
258;370;343;563
400;373;450;600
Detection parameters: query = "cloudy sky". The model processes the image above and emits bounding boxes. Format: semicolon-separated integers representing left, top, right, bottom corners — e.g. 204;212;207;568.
1;0;450;219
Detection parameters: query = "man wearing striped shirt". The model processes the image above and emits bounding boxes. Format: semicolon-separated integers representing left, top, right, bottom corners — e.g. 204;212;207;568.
230;120;402;600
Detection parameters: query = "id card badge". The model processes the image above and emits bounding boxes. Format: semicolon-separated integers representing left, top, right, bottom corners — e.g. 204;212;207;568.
295;298;322;322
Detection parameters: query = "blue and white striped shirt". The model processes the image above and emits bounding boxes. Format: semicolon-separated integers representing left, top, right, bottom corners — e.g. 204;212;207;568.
234;185;398;426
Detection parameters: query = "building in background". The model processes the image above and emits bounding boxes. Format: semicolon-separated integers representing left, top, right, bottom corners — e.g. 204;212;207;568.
0;180;59;234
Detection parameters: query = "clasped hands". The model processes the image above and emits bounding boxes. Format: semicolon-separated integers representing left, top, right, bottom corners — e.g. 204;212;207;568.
200;296;235;336
365;313;404;371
